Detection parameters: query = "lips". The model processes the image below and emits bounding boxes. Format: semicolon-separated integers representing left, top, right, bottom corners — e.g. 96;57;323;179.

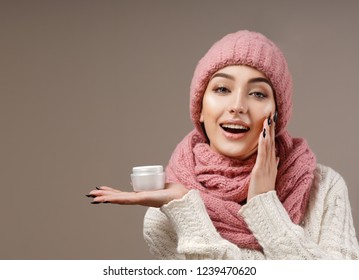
220;120;250;134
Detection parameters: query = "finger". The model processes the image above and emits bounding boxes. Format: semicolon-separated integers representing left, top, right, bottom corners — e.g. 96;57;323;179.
97;186;117;191
89;186;121;195
271;111;276;137
270;112;276;148
89;190;102;196
90;189;123;198
91;189;162;207
255;118;269;166
92;195;111;204
265;116;275;167
91;192;134;205
269;113;276;158
263;113;276;163
264;115;277;168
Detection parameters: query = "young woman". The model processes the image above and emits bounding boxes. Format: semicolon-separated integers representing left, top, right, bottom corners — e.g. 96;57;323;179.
88;30;359;259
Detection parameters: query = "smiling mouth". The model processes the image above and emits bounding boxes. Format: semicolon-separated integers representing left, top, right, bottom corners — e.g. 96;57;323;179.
220;124;250;134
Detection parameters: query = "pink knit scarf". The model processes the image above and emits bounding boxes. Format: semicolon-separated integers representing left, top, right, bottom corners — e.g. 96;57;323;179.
166;129;316;250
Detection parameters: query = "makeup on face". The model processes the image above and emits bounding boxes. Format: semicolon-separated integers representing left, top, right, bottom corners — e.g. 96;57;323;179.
200;65;276;160
131;165;165;192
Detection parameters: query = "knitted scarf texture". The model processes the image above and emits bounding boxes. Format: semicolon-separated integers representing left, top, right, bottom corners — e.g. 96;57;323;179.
166;129;316;250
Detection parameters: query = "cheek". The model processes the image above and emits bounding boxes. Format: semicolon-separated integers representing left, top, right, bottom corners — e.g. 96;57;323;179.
257;101;276;117
201;95;222;120
263;101;276;115
252;103;275;128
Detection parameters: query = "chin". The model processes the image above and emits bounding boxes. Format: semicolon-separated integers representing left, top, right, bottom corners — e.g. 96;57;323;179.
222;147;258;160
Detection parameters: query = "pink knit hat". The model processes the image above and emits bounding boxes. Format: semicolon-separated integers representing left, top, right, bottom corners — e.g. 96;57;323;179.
190;30;293;136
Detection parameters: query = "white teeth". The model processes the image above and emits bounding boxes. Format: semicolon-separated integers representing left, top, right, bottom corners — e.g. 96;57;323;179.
221;124;249;130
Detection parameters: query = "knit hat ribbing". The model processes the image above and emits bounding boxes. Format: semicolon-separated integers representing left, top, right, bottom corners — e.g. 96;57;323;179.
190;30;293;136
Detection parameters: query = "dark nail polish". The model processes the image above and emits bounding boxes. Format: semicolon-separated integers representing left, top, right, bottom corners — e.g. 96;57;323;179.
267;115;272;126
86;194;96;198
91;201;101;204
263;128;266;138
103;201;110;204
274;111;278;123
96;187;101;190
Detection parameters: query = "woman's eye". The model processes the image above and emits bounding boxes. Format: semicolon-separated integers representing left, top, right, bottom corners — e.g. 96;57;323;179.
214;86;230;94
250;91;266;99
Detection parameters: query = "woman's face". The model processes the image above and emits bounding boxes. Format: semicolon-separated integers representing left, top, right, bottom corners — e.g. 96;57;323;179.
200;65;276;160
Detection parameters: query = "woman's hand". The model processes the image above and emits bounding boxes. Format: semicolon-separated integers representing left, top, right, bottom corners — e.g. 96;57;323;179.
86;183;189;208
248;113;279;201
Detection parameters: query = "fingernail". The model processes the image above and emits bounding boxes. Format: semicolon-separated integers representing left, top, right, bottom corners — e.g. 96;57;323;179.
96;187;101;190
103;201;110;204
274;111;278;123
86;195;95;198
91;201;101;204
267;115;272;126
263;128;266;138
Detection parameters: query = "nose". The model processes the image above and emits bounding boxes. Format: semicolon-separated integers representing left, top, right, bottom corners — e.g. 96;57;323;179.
229;92;248;114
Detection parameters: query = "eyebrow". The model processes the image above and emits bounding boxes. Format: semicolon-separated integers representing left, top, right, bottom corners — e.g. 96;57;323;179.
211;72;236;80
249;77;275;94
211;73;273;88
248;77;272;87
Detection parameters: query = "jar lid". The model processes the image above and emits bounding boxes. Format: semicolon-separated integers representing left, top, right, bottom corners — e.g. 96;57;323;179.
132;165;163;174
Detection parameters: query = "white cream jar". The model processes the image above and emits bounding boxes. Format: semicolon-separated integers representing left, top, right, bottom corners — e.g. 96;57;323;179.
131;165;165;192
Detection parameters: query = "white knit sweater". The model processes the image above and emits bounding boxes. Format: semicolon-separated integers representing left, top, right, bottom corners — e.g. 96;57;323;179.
143;164;359;259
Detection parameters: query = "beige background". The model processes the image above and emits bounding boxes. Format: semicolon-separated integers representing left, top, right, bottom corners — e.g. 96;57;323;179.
1;0;358;259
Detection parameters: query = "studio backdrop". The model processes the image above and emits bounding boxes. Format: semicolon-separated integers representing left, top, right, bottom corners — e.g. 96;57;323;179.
1;0;358;259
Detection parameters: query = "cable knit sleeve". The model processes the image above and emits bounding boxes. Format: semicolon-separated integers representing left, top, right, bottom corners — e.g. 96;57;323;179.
239;165;359;259
143;190;265;259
